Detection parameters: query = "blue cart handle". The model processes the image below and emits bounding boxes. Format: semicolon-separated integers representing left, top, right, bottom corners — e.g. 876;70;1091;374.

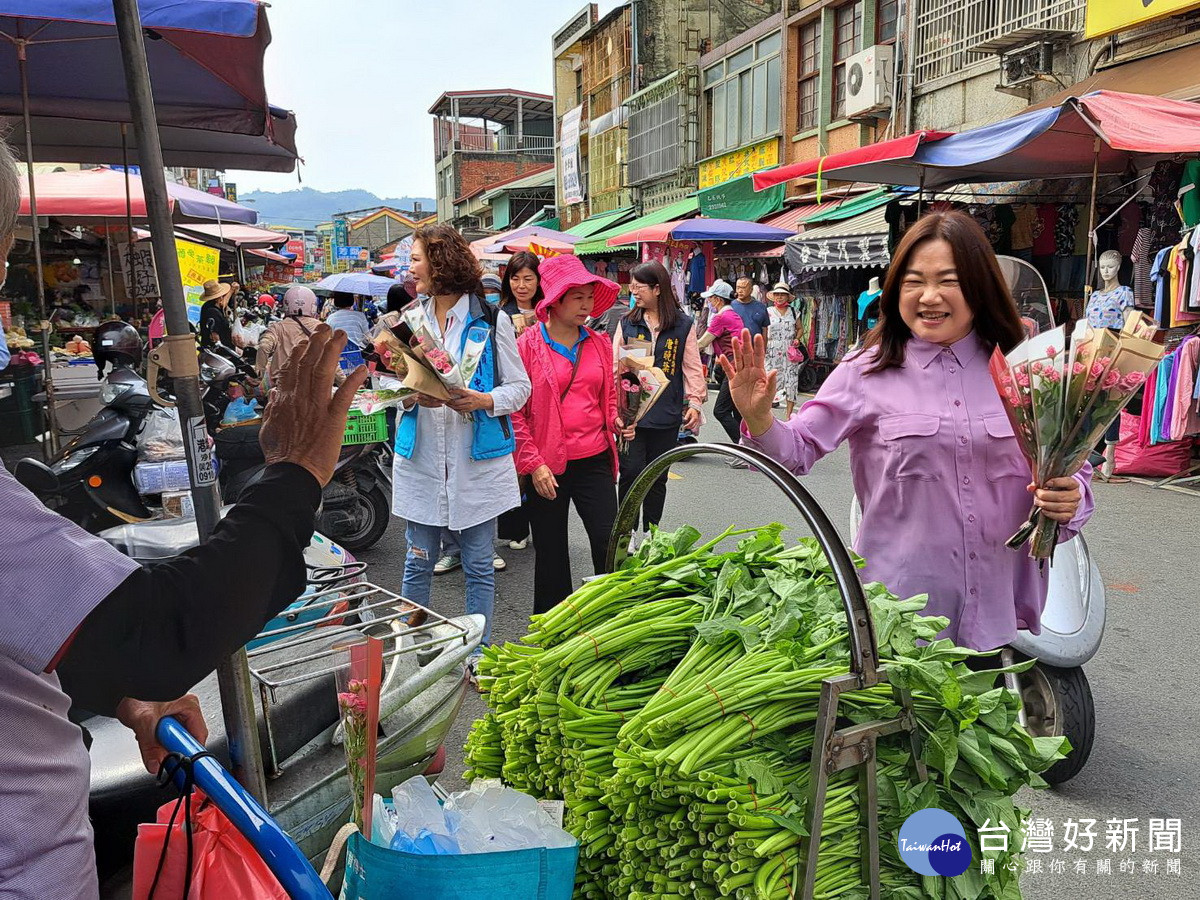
156;715;333;899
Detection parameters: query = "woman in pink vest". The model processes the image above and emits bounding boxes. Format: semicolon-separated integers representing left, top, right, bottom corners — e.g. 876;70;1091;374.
511;255;624;614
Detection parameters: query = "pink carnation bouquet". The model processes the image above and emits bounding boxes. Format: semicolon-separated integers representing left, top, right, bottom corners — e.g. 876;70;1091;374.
334;637;383;834
992;312;1164;560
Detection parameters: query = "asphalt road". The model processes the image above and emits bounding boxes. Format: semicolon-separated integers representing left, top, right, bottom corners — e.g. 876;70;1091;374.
351;395;1200;900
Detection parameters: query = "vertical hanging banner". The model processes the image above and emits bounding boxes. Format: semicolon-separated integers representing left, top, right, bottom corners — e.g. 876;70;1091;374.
561;104;585;205
175;238;221;325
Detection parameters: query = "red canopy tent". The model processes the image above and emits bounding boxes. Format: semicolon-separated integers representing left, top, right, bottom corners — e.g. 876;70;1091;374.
751;131;952;192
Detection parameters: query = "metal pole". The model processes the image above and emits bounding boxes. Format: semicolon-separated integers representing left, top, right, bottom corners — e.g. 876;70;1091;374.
1082;138;1102;305
104;217;117;317
17;37;61;455
111;0;269;803
121;126;137;320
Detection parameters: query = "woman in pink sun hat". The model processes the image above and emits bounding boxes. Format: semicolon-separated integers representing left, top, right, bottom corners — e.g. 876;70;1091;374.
511;254;626;614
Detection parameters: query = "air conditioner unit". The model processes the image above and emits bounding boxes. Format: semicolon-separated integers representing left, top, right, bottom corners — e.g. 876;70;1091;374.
999;44;1052;89
845;44;894;119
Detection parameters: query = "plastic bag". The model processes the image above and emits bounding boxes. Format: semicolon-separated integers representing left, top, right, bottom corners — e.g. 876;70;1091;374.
132;790;288;900
138;407;186;461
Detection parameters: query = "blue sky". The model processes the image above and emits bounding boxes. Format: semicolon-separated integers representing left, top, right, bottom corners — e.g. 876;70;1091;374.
229;0;621;198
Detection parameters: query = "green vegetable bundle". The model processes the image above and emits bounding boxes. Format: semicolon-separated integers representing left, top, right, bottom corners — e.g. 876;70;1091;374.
464;525;1066;900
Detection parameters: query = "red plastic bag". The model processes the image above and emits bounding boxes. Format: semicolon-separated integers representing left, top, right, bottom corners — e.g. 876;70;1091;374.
132;790;289;900
1114;410;1195;477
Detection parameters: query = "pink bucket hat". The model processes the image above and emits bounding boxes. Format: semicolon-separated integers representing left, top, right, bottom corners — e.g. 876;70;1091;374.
534;255;619;323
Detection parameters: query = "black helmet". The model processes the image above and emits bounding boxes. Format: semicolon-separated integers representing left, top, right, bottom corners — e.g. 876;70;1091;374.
94;321;143;377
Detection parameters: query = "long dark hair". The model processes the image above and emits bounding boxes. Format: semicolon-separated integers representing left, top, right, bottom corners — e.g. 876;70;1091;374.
863;210;1024;374
626;260;681;331
500;250;543;306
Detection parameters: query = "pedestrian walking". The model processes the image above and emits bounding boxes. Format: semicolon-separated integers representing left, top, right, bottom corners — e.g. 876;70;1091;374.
512;255;622;613
765;281;801;417
733;276;770;337
698;279;749;457
391;224;531;661
723;211;1094;651
614;261;705;534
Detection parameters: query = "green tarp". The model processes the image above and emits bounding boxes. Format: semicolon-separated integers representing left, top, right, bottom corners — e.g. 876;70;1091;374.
697;174;784;222
574;196;700;256
801;187;894;225
564;207;636;238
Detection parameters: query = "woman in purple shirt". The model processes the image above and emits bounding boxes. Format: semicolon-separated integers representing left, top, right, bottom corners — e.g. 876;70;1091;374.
721;211;1094;652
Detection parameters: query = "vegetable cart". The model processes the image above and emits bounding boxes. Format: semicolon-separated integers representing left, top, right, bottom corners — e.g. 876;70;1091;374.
606;442;929;900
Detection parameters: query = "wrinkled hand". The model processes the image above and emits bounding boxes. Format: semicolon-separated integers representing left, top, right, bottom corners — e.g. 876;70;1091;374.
446;388;494;414
260;325;368;486
615;417;636;441
682;406;701;433
115;694;208;775
717;329;777;438
415;393;445;408
1028;476;1082;524
532;464;558;500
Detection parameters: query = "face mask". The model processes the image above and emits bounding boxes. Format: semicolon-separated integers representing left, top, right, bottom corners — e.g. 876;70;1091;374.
485;292;501;305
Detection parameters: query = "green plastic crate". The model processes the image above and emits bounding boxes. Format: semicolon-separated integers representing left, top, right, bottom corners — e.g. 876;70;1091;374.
343;409;389;445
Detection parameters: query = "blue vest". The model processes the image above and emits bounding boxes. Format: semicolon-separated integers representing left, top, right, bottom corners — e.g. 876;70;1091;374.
395;296;515;462
619;313;693;431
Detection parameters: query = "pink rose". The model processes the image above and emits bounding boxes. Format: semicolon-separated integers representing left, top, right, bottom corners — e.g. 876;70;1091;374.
1121;371;1147;391
1015;370;1030;388
1089;362;1105;379
1072;361;1086;376
1030;361;1044;376
1044;368;1061;383
1102;369;1122;390
1046;346;1058;359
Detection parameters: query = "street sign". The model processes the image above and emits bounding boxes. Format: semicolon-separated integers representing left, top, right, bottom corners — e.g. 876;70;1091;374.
336;246;364;260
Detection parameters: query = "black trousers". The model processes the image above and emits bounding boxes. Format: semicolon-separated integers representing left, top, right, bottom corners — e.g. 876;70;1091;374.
713;367;742;443
526;451;617;614
618;425;679;533
497;496;531;542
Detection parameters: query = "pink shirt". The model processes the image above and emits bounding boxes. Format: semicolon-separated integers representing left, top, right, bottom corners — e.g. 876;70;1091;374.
547;335;610;460
741;331;1095;652
707;307;744;358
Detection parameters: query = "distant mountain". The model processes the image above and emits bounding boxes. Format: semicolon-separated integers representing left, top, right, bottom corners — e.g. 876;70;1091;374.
238;187;436;229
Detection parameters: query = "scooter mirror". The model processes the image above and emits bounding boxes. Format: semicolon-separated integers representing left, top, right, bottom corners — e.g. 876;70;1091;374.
996;254;1055;335
13;457;59;494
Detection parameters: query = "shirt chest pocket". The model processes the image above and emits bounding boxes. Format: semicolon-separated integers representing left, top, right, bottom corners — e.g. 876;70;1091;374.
878;413;942;481
983;413;1031;482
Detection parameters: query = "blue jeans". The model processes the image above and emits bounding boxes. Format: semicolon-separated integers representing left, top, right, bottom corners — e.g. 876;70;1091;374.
404;519;496;644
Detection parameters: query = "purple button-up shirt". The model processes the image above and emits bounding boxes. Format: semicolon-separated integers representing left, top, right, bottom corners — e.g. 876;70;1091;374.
1;461;139;898
742;331;1094;652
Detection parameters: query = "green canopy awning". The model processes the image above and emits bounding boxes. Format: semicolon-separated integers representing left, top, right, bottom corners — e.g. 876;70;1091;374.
575;196;700;256
564;206;636;238
801;187;894;225
697;173;784;222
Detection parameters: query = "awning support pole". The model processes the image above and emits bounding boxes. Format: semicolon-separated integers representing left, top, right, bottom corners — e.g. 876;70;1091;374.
17;37;61;455
112;0;269;804
104;217;117;316
1082;138;1102;304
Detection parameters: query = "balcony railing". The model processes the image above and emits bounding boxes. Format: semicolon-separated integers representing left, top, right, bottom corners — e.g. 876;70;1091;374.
436;133;554;159
913;0;1085;87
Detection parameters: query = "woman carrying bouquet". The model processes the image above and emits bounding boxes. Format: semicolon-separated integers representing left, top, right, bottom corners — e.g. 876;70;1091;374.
391;224;531;654
614;261;705;535
511;256;622;613
722;211;1095;652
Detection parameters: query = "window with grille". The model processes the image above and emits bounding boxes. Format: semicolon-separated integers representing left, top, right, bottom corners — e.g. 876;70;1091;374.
627;89;680;185
832;2;863;120
877;0;899;42
796;19;821;132
703;32;783;156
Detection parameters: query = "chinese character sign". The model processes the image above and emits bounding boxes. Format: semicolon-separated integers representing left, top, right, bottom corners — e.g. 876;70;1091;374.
175;238;220;325
697;139;780;190
118;241;159;299
561;105;585;205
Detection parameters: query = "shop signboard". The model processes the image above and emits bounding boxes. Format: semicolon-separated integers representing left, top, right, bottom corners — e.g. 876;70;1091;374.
697;173;784;222
336;246;364;260
118;241;159;299
698;139;779;190
224;182;238;203
207;178;224;197
1085;0;1200;37
175;238;221;324
561;105;585;205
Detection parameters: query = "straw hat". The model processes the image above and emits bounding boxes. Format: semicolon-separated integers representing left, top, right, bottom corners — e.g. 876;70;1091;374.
768;281;794;297
535;255;619;323
199;280;232;303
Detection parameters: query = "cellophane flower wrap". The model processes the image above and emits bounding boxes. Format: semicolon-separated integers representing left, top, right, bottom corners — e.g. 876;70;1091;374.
615;344;669;453
334;636;383;835
993;314;1163;560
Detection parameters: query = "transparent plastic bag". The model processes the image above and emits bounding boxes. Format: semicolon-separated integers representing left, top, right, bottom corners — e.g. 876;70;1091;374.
137;407;185;461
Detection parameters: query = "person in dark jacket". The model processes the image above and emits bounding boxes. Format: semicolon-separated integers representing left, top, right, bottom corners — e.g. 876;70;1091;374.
197;279;234;348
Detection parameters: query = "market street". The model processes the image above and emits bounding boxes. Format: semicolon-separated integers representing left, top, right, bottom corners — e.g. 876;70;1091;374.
353;405;1200;900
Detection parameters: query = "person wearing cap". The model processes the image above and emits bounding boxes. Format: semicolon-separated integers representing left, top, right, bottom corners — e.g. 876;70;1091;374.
197;279;234;349
697;279;750;459
258;285;340;388
614;261;706;530
511;255;622;613
765;281;802;418
481;272;503;305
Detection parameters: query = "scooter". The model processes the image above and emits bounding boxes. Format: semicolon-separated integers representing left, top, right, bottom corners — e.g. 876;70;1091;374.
85;515;482;877
13;364;155;530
